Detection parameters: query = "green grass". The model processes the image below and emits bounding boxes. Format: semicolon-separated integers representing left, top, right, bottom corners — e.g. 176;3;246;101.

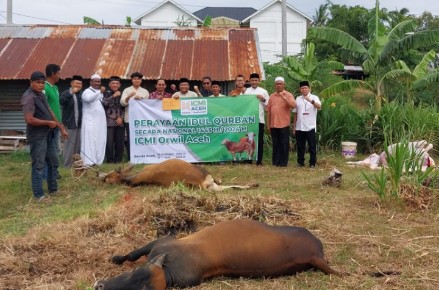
0;150;438;289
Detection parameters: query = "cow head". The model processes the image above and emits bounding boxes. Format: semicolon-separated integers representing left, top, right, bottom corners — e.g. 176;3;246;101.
221;139;229;145
99;163;134;184
94;254;167;290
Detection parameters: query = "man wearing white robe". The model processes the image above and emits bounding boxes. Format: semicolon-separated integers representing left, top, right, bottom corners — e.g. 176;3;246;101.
81;74;107;166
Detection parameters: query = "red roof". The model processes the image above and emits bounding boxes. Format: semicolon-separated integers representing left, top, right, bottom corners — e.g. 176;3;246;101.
0;25;264;81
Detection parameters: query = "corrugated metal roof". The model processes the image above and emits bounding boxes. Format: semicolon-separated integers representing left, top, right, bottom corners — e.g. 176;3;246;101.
0;25;264;81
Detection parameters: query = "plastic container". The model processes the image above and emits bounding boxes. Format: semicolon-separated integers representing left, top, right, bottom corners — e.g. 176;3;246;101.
341;141;357;159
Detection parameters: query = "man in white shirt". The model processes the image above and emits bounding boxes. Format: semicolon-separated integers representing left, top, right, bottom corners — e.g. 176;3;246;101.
208;81;224;97
172;78;198;99
120;72;149;160
293;81;321;168
245;73;269;165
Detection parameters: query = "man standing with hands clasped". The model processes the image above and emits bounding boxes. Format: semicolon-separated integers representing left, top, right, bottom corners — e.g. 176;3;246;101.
266;76;296;167
21;71;68;202
293;81;321;168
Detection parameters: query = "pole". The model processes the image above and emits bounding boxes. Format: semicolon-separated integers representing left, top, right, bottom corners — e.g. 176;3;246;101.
7;0;13;24
281;0;287;57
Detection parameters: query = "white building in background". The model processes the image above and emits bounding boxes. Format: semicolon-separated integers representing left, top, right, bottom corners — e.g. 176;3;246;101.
133;0;312;64
242;0;312;64
133;0;201;27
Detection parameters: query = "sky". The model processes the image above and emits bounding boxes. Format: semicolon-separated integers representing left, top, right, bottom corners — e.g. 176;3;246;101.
0;0;438;25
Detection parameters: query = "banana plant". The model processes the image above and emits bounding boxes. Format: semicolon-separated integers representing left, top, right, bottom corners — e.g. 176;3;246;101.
309;0;439;113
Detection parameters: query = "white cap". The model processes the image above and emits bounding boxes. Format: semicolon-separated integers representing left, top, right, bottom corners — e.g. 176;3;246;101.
274;76;284;83
91;73;101;80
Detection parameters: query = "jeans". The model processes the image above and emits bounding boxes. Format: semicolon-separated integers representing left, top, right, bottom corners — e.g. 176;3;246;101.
30;131;59;198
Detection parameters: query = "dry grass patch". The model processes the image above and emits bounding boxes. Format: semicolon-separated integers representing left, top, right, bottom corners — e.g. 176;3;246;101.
0;155;438;289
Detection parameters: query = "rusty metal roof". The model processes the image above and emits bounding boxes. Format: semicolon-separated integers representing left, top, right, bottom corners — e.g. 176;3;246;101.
0;25;264;81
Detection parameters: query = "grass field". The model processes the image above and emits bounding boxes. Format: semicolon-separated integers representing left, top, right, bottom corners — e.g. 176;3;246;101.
0;150;438;289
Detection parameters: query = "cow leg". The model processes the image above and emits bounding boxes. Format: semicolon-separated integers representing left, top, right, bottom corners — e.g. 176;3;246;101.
111;237;172;265
309;256;345;276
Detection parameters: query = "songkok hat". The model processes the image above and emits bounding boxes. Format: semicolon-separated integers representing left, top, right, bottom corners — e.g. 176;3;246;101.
274;76;285;83
91;73;101;80
31;71;46;81
179;77;189;84
72;75;83;81
249;73;260;79
109;75;121;82
211;80;220;86
299;80;310;87
130;72;143;79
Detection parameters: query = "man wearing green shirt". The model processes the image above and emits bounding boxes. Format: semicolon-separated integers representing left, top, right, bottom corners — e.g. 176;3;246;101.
44;64;62;178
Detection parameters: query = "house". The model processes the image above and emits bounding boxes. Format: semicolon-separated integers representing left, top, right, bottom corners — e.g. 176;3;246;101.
133;0;201;27
242;0;312;63
193;7;257;27
134;0;312;64
0;25;264;134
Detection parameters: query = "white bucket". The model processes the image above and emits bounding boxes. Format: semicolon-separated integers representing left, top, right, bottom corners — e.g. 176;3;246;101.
341;142;357;159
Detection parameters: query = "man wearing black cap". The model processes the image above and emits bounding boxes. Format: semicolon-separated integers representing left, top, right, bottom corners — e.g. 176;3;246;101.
172;78;198;99
245;73;269;165
103;76;125;163
60;75;83;167
21;71;68;202
209;81;224;97
293;81;321;168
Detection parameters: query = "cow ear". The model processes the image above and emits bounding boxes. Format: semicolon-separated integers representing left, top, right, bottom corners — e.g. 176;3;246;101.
148;254;167;268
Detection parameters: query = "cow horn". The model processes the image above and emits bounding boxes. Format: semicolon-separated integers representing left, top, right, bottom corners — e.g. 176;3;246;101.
148;253;167;268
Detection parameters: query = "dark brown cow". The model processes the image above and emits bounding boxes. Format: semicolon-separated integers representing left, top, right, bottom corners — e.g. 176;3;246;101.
93;219;343;290
100;159;256;191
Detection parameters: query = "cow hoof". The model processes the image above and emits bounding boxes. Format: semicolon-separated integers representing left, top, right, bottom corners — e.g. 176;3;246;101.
111;255;126;265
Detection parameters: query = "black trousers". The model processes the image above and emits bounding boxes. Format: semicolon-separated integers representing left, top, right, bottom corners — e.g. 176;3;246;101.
296;129;317;166
124;122;130;161
270;126;290;167
106;126;125;163
257;122;265;165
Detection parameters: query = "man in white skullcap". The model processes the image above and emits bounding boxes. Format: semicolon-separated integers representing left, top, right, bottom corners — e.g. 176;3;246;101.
266;76;296;167
81;73;107;166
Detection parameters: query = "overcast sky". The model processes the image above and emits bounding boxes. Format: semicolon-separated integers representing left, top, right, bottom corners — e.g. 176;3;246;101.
0;0;438;25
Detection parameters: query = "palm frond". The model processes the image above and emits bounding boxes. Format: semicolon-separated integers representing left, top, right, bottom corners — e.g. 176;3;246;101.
381;69;416;83
319;80;373;98
309;27;368;55
388;19;418;40
413;71;439;89
413;50;436;78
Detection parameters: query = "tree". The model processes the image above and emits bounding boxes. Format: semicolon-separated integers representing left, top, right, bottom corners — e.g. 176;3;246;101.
386;50;439;103
312;1;332;27
83;16;101;25
125;16;132;27
308;0;439;112
282;43;344;92
175;15;192;27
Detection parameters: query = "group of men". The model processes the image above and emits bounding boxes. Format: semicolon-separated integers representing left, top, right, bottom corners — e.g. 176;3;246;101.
22;67;320;201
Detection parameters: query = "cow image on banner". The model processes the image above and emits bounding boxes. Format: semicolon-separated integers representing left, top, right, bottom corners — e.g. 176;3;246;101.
129;96;259;164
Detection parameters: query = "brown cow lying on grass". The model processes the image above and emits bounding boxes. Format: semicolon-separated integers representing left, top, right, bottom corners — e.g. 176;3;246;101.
93;219;343;290
100;159;257;191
